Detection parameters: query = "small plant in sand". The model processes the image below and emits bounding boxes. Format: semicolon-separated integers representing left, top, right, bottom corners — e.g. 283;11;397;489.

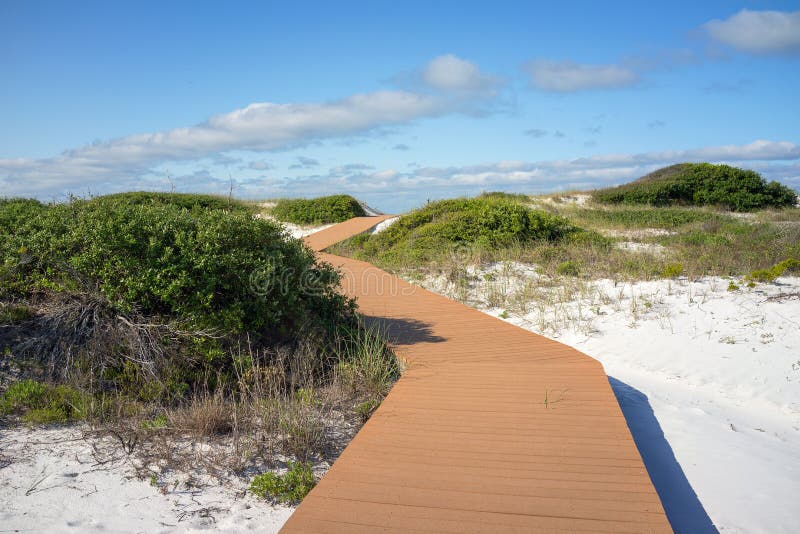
250;461;317;504
661;263;684;279
747;258;800;283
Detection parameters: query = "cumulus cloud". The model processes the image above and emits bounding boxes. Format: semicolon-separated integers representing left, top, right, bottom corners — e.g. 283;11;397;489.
0;90;457;195
1;54;507;197
525;60;638;92
704;9;800;55
422;54;497;92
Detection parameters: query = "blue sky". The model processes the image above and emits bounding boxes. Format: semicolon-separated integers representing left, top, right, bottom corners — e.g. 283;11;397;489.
2;1;799;212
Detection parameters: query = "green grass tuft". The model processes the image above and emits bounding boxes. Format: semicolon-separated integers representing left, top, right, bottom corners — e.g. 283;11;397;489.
1;380;90;424
747;258;800;283
249;461;317;504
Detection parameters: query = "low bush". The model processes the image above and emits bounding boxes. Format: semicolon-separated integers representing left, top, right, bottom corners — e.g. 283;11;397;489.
661;263;684;278
594;163;797;211
346;197;585;267
0;193;356;399
747;258;800;283
250;461;317;504
477;191;530;202
271;195;366;224
0;379;90;424
91;191;255;213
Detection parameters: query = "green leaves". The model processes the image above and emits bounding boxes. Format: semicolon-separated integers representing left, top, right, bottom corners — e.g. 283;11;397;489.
271;195;366;224
0;193;351;339
249;461;317;504
594;163;797;211
349;197;581;266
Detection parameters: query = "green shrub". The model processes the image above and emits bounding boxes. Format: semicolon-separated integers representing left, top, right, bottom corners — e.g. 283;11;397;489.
0;380;89;424
747;259;800;283
271;195;366;224
594;163;797;211
727;281;740;291
250;461;317;504
91;192;255;213
142;413;169;429
1;194;350;334
0;194;359;398
347;197;583;267
661;263;684;278
477;191;530;202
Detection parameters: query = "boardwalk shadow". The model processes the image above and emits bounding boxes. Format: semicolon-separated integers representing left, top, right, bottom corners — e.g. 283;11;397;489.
608;377;718;534
362;315;447;345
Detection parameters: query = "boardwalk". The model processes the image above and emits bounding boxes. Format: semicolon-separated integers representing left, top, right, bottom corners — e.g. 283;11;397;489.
283;217;672;533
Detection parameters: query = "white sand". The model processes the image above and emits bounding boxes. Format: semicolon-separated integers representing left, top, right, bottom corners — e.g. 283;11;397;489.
415;265;800;533
256;212;334;239
370;216;399;234
0;427;294;533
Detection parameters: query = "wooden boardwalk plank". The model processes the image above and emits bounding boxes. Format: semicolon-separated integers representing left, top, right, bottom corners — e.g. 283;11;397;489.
281;217;672;533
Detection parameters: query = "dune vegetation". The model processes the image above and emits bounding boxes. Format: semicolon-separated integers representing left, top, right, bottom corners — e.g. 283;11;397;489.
332;169;799;282
332;196;598;266
593;163;797;211
270;194;366;224
0;192;399;500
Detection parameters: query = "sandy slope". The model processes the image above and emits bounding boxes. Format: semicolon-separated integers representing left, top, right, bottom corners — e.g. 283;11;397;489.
0;427;294;533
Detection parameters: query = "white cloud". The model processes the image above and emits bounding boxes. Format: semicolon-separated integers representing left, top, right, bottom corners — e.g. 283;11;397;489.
2;54;508;197
422;54;496;92
704;10;800;55
0;89;456;195
526;60;638;92
266;140;800;203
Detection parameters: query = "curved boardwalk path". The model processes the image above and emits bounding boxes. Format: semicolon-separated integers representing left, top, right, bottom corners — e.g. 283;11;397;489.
283;217;672;533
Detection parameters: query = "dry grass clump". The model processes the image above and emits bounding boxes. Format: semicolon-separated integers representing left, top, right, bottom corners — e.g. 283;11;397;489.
168;393;234;436
1;312;400;496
